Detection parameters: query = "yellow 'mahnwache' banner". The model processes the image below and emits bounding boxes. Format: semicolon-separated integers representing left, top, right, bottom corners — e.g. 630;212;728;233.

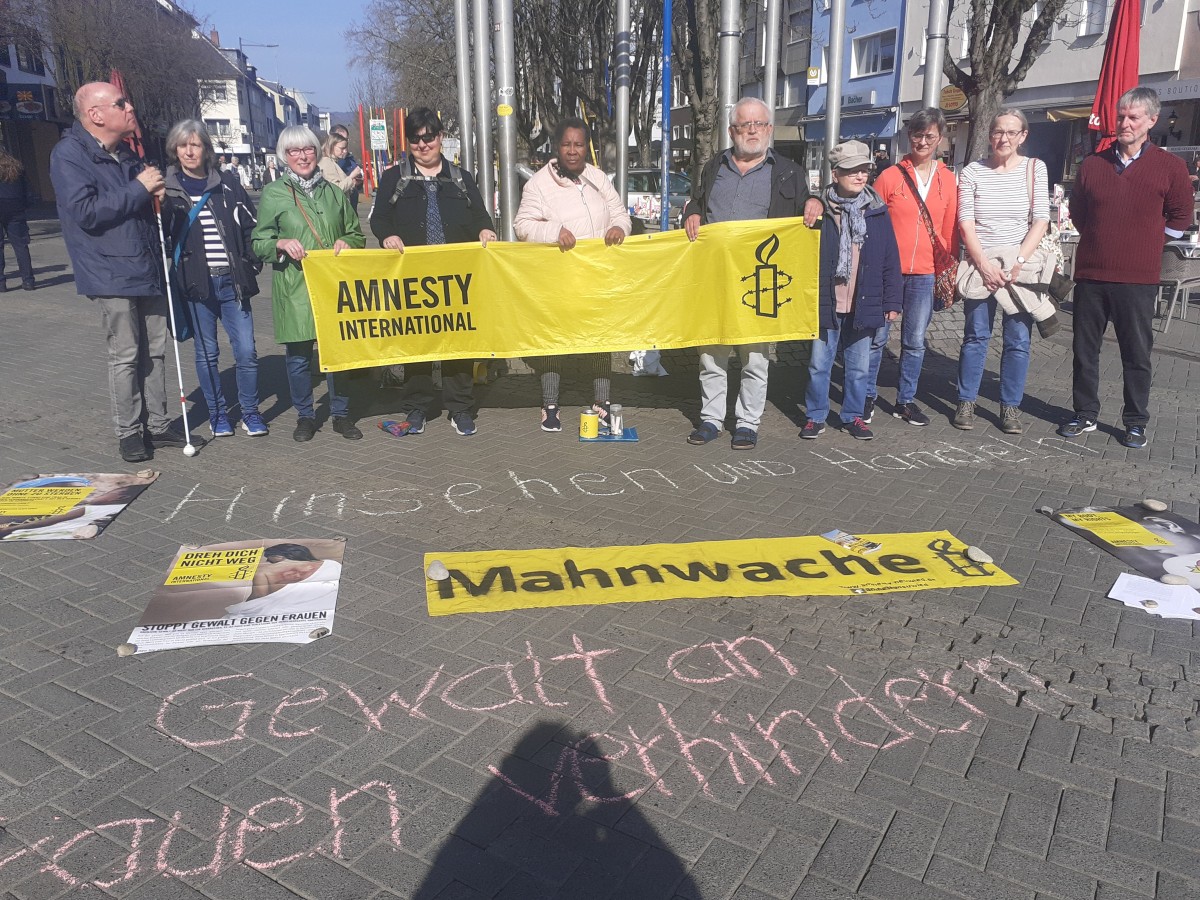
303;218;820;372
425;532;1017;616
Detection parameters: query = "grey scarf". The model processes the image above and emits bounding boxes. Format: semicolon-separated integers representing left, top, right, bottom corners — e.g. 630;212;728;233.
285;167;324;196
824;186;871;280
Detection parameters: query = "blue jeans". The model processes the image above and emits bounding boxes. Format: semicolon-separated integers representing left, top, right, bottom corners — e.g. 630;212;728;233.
806;312;873;424
957;297;1033;407
188;273;259;419
867;273;934;404
285;340;349;419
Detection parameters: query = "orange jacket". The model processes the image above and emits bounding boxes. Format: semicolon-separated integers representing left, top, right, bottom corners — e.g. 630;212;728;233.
872;158;960;275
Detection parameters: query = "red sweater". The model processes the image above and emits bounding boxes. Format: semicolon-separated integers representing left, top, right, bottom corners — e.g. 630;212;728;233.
1072;142;1194;284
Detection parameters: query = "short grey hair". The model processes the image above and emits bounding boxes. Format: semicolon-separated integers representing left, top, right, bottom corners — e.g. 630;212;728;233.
1118;86;1161;119
165;119;215;172
276;125;322;163
990;107;1029;134
730;97;774;128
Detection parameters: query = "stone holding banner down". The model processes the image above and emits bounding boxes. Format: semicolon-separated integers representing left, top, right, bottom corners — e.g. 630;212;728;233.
302;217;820;371
424;531;1015;616
126;539;346;654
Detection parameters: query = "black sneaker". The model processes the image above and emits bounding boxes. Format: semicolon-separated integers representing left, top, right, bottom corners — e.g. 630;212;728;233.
119;433;151;462
147;426;204;449
799;420;825;439
332;417;363;440
893;402;930;426
845;417;874;440
862;395;876;424
1120;425;1148;449
1056;415;1097;438
540;405;562;432
293;417;317;442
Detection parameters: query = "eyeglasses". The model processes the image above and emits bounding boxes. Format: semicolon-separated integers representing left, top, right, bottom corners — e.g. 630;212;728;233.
410;132;440;145
732;120;771;133
285;147;317;158
89;97;131;111
909;132;940;145
990;129;1025;140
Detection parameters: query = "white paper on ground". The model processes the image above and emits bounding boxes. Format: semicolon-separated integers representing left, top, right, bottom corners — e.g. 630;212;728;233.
1107;572;1200;620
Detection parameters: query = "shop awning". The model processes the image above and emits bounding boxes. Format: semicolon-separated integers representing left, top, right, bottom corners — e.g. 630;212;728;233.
1045;106;1093;122
802;111;897;144
774;124;802;142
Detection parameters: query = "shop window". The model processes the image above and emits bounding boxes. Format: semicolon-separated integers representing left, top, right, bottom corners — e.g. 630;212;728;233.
852;29;895;77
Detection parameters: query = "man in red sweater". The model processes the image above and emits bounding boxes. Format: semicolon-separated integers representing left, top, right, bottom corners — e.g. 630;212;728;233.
1059;86;1193;449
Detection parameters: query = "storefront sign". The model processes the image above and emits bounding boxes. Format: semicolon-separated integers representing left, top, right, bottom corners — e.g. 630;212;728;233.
0;83;53;121
940;86;968;112
842;91;877;108
1160;79;1200;101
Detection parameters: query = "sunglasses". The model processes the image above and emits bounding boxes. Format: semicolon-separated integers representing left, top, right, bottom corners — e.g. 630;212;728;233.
409;131;440;145
90;96;132;111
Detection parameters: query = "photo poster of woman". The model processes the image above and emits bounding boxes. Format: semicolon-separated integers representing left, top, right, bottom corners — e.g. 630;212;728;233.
1051;505;1200;589
0;472;158;541
128;538;346;654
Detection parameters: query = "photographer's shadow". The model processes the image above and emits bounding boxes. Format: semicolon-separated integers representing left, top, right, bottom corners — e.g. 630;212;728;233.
414;721;700;899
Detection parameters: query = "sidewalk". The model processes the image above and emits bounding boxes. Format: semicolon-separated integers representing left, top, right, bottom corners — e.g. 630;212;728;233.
0;214;1196;900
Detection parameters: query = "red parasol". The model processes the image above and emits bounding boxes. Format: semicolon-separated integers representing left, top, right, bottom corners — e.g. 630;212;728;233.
109;68;146;159
1088;0;1141;153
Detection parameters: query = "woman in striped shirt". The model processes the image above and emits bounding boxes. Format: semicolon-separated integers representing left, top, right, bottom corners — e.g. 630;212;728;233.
164;120;266;439
954;108;1049;435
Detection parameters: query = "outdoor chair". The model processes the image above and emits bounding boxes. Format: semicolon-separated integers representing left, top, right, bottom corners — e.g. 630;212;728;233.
1157;244;1200;333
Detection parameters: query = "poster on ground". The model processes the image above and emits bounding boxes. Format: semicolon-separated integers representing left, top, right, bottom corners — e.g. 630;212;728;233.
425;531;1016;616
127;539;345;654
1051;505;1200;588
0;472;157;541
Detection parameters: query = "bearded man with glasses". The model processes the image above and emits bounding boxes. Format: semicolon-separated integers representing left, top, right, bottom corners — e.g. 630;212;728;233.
50;82;200;462
683;96;822;450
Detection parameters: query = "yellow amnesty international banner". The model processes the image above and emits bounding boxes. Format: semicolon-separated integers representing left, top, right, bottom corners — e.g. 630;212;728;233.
425;531;1017;616
303;217;820;372
1057;512;1172;548
165;546;265;586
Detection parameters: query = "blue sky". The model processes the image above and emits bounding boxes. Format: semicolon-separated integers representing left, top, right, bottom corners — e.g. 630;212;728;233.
190;0;368;114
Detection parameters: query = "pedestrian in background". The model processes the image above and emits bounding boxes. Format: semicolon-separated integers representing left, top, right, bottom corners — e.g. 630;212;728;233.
252;125;365;443
0;150;36;292
319;132;363;198
867;108;959;427
329;124;362;209
162;119;267;440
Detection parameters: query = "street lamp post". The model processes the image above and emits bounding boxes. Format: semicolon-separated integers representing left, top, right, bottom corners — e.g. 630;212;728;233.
239;38;278;164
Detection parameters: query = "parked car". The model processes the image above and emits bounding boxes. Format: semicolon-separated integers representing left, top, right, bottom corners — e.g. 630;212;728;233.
613;168;691;230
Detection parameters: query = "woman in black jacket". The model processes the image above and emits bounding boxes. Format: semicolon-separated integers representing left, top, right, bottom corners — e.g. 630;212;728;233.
0;151;35;291
163;120;266;438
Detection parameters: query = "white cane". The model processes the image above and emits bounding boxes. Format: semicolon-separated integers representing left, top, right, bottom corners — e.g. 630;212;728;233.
153;198;198;457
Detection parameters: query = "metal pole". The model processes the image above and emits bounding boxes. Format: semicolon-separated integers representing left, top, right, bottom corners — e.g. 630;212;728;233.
922;0;951;111
454;0;474;173
614;0;632;205
822;0;846;186
472;0;494;216
660;0;672;230
493;0;519;240
762;0;781;145
717;0;741;151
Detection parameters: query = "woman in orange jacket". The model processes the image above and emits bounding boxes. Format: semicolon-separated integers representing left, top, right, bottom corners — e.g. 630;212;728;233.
866;108;959;427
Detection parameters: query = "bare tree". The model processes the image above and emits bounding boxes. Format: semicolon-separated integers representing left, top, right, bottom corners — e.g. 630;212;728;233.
944;0;1075;159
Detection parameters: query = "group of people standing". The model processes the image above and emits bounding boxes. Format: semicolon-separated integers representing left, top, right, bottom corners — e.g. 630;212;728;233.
48;80;1190;462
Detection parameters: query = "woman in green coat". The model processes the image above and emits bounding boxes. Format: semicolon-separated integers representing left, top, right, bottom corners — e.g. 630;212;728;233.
252;125;365;442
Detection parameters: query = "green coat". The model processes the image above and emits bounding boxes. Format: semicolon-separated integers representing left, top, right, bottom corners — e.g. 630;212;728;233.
251;177;365;343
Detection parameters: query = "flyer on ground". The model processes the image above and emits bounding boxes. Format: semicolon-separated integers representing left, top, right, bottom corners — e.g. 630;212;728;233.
127;539;346;654
1051;505;1200;588
0;472;158;541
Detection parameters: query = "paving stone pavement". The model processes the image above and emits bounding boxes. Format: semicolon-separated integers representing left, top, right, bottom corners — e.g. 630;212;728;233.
0;210;1198;899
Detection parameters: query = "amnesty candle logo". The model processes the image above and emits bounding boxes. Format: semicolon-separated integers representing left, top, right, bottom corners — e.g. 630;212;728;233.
741;234;793;318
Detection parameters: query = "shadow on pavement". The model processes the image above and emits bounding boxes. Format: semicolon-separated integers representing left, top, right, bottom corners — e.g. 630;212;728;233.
412;720;701;900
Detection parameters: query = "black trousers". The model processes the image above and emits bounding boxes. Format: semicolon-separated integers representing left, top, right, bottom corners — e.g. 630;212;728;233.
399;359;475;414
1071;280;1156;427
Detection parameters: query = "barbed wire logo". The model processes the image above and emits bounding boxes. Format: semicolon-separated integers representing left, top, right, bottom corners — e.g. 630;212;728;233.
741;234;793;318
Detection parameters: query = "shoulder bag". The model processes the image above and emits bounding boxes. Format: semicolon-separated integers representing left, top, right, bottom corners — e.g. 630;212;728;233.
898;163;959;311
1025;158;1074;303
166;188;214;342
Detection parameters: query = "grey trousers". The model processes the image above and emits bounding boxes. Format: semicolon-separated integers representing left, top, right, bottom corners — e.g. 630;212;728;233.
698;343;770;431
96;295;171;438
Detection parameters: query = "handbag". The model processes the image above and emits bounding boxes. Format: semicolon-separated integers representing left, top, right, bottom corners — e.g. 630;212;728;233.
167;188;213;343
898;164;958;311
1026;158;1074;302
